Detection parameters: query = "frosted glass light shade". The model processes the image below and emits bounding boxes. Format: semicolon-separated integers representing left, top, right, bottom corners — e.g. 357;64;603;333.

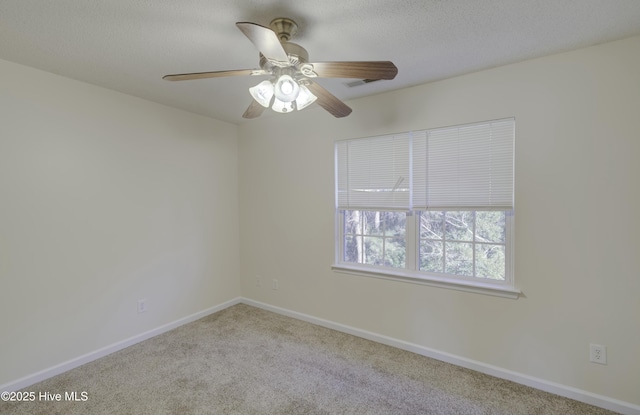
249;80;274;107
274;75;300;102
295;85;317;110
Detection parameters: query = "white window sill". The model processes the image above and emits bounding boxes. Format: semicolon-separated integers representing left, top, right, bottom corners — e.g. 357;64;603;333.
331;264;521;299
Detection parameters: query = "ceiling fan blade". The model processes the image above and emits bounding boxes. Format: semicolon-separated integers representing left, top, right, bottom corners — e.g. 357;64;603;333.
236;22;290;65
305;81;352;118
163;69;268;81
242;99;266;119
306;61;398;80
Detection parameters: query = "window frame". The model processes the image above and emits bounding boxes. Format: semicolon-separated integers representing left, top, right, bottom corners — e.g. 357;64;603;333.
333;209;518;299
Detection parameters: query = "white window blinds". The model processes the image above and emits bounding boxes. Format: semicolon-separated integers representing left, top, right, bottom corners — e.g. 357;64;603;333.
335;132;411;210
335;118;514;211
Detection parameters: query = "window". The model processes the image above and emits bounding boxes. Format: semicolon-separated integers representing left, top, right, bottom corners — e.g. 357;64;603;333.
343;210;407;268
334;119;518;298
419;210;507;280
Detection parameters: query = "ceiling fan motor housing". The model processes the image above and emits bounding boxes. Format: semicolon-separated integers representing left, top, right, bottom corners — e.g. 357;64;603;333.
259;42;309;70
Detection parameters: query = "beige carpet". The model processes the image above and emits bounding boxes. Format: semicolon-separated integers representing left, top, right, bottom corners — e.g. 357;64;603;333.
1;304;617;415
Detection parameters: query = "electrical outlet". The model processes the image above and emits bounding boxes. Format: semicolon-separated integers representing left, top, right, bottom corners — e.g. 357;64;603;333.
589;344;607;364
256;275;262;287
272;279;278;290
137;299;147;314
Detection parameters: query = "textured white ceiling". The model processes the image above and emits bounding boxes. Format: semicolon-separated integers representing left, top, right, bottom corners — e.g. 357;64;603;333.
1;0;640;124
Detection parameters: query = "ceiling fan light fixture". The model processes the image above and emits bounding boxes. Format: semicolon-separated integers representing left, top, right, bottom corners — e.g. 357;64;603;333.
274;74;300;102
295;85;317;110
249;80;274;107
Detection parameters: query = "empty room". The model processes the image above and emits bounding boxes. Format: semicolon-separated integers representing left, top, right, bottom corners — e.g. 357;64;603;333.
1;1;639;414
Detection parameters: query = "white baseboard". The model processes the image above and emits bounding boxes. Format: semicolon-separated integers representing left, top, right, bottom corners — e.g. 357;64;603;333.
241;298;640;415
0;297;242;393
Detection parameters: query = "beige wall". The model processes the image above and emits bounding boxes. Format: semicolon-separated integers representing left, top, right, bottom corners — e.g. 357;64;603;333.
238;35;640;405
0;59;241;385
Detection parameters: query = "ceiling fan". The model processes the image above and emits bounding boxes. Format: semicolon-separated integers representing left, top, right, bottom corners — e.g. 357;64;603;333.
163;18;398;119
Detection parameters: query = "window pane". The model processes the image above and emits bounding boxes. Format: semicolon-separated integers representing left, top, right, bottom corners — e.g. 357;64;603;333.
476;244;506;280
383;211;406;238
444;211;474;241
385;237;406;268
475;211;506;243
420;211;444;239
445;242;473;276
344;210;362;235
419;240;444;273
342;210;407;268
363;211;384;235
343;235;360;263
363;236;384;266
